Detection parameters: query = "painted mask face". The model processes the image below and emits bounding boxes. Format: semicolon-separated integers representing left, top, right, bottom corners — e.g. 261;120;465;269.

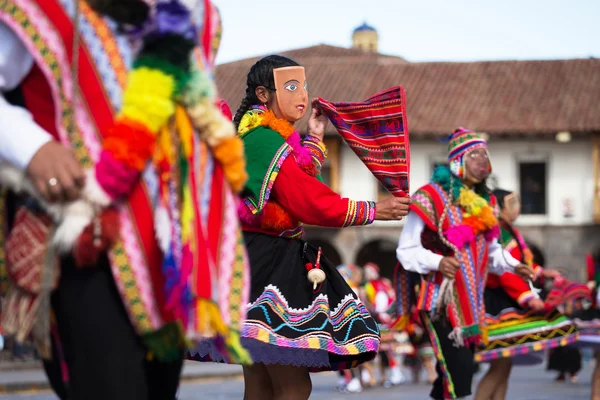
464;148;491;183
504;192;521;220
273;66;308;122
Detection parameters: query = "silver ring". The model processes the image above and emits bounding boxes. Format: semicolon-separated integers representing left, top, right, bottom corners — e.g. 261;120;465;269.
48;177;58;187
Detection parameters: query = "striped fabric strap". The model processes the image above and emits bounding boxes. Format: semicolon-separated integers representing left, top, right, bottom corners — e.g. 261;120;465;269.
343;200;376;227
303;136;327;172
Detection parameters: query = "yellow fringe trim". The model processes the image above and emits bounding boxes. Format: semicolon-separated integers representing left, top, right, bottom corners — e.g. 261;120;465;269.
195;299;252;365
121;68;176;132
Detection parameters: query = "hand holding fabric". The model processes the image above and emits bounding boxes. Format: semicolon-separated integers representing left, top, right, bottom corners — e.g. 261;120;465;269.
374;196;411;221
515;263;535;280
541;268;561;279
527;298;545;312
307;98;328;142
438;257;460;279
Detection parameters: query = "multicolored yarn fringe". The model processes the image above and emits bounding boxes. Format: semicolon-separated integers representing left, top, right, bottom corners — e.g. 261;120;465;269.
317;86;410;197
431;166;499;249
476;309;579;363
80;1;248;362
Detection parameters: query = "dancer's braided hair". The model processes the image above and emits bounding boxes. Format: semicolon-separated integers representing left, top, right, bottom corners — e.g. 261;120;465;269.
232;55;299;129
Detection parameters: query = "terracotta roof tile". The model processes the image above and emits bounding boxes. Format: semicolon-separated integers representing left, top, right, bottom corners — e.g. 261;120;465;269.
215;44;600;135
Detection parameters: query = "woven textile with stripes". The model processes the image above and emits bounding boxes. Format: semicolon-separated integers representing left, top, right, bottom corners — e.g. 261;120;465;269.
475;309;579;363
317;86;410;197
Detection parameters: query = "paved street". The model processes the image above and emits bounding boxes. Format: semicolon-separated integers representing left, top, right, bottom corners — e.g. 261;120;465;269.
0;362;594;400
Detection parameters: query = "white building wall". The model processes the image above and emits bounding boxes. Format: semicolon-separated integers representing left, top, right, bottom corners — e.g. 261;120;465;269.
337;138;594;226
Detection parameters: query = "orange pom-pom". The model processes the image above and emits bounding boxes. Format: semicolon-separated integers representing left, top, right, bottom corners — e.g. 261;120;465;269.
103;118;156;171
261;201;296;231
479;206;497;229
463;215;486;234
213;137;244;165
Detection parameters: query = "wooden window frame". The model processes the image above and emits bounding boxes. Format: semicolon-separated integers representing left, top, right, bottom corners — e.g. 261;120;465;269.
593;133;600;224
322;137;340;193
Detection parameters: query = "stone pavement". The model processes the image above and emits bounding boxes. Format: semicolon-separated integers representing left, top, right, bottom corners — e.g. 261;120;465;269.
0;362;594;399
0;361;242;393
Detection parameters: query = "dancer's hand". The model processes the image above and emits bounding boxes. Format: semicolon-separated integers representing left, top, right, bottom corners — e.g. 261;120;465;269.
27;141;85;202
374;196;411;220
307;98;328;142
527;298;545;312
542;269;561;279
438;257;460;279
515;263;535;280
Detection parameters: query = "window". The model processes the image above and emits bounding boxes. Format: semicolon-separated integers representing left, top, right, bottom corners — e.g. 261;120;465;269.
320;137;340;193
519;162;547;215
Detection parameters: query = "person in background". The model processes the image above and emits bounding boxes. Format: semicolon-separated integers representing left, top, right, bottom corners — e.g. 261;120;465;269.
396;128;534;400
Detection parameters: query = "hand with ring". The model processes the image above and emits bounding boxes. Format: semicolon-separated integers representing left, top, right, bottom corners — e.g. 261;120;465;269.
26;141;85;203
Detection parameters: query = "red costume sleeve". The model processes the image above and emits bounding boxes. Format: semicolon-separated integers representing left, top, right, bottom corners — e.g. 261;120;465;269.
497;272;536;306
272;157;375;227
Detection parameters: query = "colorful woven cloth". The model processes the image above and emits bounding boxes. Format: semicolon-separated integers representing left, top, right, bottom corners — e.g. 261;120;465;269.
544;276;591;309
475;309;579;364
317;86;410;197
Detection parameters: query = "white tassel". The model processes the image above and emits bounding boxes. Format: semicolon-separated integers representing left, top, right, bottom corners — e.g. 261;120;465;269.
52;200;95;252
154;206;171;253
448;327;465;348
435;278;454;315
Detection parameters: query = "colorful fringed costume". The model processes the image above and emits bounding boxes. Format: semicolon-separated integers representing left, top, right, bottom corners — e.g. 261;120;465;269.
475;220;579;365
395;128;521;400
189;105;380;371
571;253;600;348
0;0;249;397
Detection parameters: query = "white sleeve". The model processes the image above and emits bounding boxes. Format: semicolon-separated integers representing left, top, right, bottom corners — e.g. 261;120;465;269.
0;22;52;169
487;238;520;275
396;212;443;274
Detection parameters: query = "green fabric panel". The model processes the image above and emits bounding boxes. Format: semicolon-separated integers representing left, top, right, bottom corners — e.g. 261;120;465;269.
499;227;513;247
489;316;569;336
242;126;288;212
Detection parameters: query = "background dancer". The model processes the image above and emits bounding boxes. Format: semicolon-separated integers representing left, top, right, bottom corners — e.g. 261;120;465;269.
396;128;534;400
0;1;249;399
190;55;411;400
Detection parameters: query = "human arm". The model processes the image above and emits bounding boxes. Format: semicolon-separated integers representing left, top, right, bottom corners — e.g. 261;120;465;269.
488;238;535;280
271;156;374;227
396;213;445;275
0;23;51;169
271;156;409;227
0;22;83;201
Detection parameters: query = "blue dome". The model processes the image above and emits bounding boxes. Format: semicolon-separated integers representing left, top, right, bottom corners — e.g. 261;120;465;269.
353;22;376;33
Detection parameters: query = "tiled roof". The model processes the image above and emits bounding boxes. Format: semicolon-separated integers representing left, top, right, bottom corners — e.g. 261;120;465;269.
215;44;600;136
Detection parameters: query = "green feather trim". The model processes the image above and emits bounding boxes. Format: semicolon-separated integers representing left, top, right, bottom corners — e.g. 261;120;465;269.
182;68;216;107
142;322;187;362
134;55;191;96
431;165;490;202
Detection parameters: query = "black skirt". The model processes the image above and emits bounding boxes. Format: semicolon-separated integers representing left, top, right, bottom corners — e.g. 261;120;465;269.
484;286;521;317
547;346;582;374
191;232;380;371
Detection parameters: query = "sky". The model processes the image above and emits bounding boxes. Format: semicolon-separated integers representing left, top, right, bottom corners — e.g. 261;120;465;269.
211;0;600;65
